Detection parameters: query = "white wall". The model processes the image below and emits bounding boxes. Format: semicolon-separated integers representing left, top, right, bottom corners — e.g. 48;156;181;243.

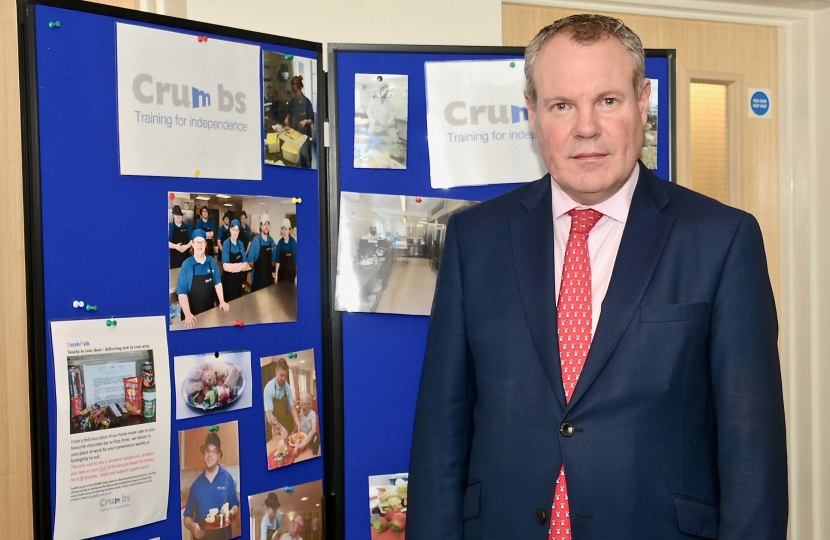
186;0;502;52
809;8;830;537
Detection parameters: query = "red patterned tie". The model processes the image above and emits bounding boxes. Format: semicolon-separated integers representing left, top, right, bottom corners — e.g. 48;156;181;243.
548;208;603;540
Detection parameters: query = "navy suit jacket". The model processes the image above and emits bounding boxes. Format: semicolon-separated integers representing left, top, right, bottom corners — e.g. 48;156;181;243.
408;165;787;540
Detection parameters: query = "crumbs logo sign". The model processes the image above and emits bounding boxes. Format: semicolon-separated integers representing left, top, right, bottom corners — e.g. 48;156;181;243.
132;74;247;113
100;494;130;511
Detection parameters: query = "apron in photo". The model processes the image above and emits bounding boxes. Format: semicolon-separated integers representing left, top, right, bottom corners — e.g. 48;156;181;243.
265;518;279;540
239;228;250;250
222;245;245;302
252;241;273;291
267;382;296;441
277;243;296;283
169;224;191;269
183;263;216;318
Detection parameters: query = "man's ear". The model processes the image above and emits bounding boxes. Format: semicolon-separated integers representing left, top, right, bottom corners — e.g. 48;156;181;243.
524;92;538;137
639;78;652;126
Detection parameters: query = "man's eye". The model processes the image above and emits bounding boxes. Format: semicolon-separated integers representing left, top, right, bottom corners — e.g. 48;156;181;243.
603;98;617;105
554;103;568;111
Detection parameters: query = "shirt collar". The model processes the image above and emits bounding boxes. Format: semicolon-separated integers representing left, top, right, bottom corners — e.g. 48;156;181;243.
551;163;639;224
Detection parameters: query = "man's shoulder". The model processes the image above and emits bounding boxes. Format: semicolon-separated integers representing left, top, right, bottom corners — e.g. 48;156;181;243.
651;172;752;228
452;176;548;229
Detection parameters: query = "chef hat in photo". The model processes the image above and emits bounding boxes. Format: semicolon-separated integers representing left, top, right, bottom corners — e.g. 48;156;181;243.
264;492;281;509
191;229;207;241
172;205;183;216
260;213;271;225
200;431;223;457
230;219;241;229
281;218;292;229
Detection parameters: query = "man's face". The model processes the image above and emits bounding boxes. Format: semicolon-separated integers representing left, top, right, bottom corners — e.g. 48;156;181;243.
201;208;208;219
300;396;312;413
379;86;389;99
230;225;239;240
192;238;206;256
281;226;290;238
526;34;650;205
369;227;377;236
267;506;277;519
241;215;247;226
203;444;219;468
223;217;230;226
261;222;270;236
275;367;287;387
173;214;183;225
291;517;303;536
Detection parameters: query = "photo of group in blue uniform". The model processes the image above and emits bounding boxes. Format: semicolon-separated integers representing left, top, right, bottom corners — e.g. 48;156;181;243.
168;193;299;331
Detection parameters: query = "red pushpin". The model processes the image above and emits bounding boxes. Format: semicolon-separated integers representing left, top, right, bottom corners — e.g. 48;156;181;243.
415;196;422;203
233;320;244;327
169;192;175;200
198;36;208;42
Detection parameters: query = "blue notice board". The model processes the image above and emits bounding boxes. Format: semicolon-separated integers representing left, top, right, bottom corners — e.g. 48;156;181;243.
20;2;329;540
329;45;675;539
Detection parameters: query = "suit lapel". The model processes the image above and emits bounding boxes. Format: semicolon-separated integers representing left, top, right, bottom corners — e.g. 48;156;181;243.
510;176;567;410
566;167;675;411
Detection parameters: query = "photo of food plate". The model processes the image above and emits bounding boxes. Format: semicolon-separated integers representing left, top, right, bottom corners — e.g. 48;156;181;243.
174;350;253;420
369;473;408;539
183;361;246;411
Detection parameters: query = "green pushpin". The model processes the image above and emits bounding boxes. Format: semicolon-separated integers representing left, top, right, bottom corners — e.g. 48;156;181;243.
106;319;117;327
509;61;515;68
284;54;294;60
288;352;298;359
49;21;61;28
86;304;98;312
209;425;219;432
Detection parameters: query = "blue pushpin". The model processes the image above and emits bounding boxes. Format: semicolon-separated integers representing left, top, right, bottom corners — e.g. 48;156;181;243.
284;486;294;493
86;304;98;312
49;21;61;29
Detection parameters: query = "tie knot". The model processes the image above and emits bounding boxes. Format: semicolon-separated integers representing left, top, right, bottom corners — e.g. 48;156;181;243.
567;208;603;234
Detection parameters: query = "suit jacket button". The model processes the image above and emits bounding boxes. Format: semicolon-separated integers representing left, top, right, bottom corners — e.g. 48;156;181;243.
560;422;575;436
535;509;547;523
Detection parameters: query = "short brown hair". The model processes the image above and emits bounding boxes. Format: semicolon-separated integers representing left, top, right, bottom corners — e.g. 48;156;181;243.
291;75;304;89
524;14;645;109
274;357;289;372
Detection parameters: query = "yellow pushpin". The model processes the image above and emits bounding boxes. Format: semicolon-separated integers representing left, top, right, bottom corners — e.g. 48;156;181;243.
194;169;201;177
291;197;303;204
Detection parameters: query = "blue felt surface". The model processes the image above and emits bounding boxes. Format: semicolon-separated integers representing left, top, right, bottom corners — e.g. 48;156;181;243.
35;5;325;539
334;49;674;540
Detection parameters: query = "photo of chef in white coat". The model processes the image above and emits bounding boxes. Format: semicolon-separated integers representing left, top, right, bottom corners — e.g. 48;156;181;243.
353;74;408;169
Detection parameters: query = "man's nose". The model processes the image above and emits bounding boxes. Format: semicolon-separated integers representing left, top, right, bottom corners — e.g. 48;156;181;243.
573;108;600;139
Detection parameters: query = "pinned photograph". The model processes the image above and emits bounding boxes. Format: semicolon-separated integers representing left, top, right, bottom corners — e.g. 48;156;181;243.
641;79;659;169
66;350;158;433
174;350;253;420
180;422;241;540
262;50;318;168
354;74;408;169
247;481;323;540
335;192;478;315
168;192;298;331
260;349;320;470
369;473;408;539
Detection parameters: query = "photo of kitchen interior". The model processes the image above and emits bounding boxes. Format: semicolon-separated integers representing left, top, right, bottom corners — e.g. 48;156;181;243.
67;350;157;434
248;481;323;540
260;349;320;470
335;192;478;316
168;192;297;331
262;50;318;169
354;73;408;169
179;422;241;540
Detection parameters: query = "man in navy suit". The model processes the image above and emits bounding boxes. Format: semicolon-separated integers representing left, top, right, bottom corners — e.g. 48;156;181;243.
408;14;787;540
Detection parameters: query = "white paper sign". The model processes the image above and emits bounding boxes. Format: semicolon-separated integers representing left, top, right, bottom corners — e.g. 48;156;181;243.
82;360;136;407
117;23;261;180
425;60;547;188
52;316;172;540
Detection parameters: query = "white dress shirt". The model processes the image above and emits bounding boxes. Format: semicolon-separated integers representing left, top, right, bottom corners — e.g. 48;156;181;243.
552;165;639;336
